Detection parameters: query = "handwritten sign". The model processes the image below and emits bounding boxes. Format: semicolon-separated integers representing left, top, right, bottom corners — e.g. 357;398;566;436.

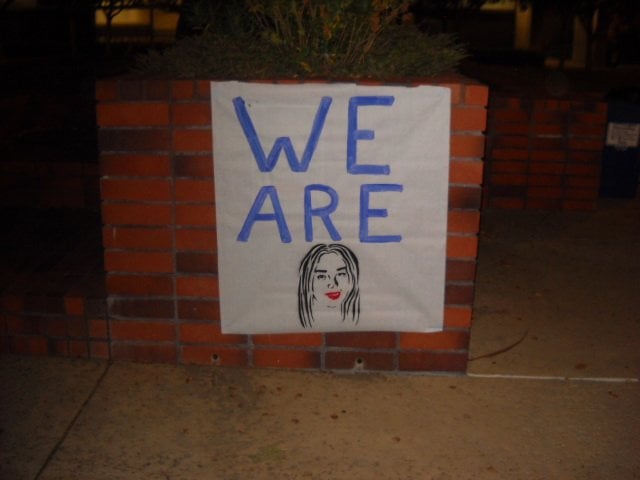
212;82;450;333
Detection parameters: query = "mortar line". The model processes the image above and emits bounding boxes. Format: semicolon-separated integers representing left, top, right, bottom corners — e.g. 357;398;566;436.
34;361;113;480
467;372;639;383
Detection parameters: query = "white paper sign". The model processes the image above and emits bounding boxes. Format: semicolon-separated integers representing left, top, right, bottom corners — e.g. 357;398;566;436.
606;122;640;149
212;81;450;333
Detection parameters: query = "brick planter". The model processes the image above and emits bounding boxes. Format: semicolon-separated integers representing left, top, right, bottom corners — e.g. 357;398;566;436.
484;95;607;211
95;76;487;373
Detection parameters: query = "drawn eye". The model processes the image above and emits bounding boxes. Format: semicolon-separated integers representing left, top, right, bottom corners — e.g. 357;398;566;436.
315;273;326;280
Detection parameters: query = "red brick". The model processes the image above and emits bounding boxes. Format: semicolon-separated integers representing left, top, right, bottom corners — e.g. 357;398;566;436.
493;135;529;149
463;84;488;106
565;188;598;200
109;298;174;319
89;319;108;338
98;129;170;152
196;81;211;99
175;155;213;177
445;260;476;282
325;351;395;371
172;103;211;126
450;134;485;158
448;186;482;209
68;340;89;358
532;110;565;123
444;306;472;328
493;122;530;135
175;204;216;226
97;103;170;126
90;341;110;359
100;154;171;177
119;80;145;100
173;129;212;152
399;329;469;350
253;349;321;369
175;179;214;202
447;211;480;233
451;106;486;132
399;351;467;372
491;173;527;186
529;162;565;174
533;123;565;136
530;150;566;162
526;198;561;210
175;228;217;250
2;294;24;313
102;204;172;226
562;199;596;211
252;333;323;347
567;177;599;188
176;275;219;297
177;299;220;321
102;226;173;249
95;80;118;101
176;252;218;274
172;80;196;100
527;186;563;199
111;343;177;363
568;151;600;163
179;323;245;344
529;175;562;187
489;197;525;209
325;332;396;349
491;160;528;174
450;159;483;184
106;274;173;296
46;318;67;337
493;109;528;123
9;336;49;356
64;296;84;316
145;80;170;100
446;235;478;259
569;124;605;136
440;83;462;104
569;138;604;151
532;137;564;150
105;251;173;273
101;178;172;201
571;112;607;125
111;320;175;341
445;284;475;305
181;345;248;366
491;148;529;161
566;164;599;176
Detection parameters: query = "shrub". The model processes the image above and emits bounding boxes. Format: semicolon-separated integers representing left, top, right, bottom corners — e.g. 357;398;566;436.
135;0;466;79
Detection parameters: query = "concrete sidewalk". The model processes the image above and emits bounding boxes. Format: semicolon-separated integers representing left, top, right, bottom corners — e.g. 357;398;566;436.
1;354;638;480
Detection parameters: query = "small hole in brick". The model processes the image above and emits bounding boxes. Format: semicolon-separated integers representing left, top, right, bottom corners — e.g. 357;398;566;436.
354;357;365;369
211;354;220;364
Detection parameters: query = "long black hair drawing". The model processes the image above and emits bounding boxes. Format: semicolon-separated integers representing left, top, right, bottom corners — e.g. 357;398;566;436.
297;243;360;328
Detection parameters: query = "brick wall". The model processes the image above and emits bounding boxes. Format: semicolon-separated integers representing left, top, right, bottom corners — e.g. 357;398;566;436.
0;93;100;209
483;95;607;211
95;76;487;373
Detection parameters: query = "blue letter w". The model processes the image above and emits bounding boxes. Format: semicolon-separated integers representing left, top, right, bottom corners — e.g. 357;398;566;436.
232;96;333;172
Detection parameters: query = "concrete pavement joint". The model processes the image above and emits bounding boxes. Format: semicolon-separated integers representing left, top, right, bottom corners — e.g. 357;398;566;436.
34;361;113;480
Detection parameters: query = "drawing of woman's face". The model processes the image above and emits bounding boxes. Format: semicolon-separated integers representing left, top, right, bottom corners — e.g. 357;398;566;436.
312;252;353;310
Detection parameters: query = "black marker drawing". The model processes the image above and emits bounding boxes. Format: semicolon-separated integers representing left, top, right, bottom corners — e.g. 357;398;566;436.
298;243;360;328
